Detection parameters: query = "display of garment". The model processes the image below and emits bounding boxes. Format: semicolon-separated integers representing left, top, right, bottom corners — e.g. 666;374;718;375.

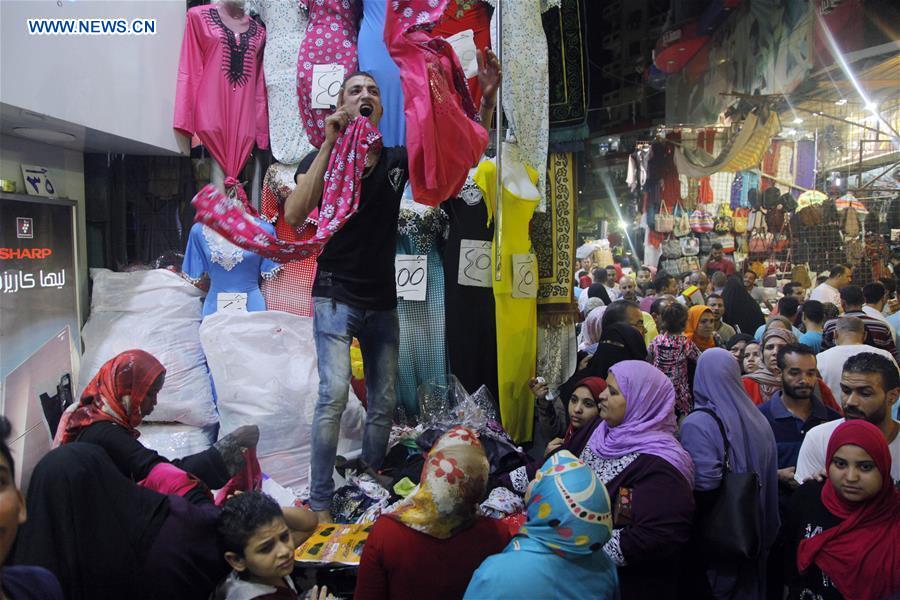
256;0;315;164
385;0;488;206
536;322;576;389
183;222;281;318
794;139;815;198
432;0;492;107
358;0;405;147
395;198;449;420
296;0;360;149
174;5;268;207
192;117;382;262
259;163;318;317
474;154;540;443
488;0;558;210
442;173;500;405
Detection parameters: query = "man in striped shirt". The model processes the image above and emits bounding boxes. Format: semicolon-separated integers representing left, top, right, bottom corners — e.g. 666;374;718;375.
820;285;899;360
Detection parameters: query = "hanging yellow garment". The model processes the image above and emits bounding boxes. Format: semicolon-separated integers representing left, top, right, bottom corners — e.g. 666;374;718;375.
474;157;539;443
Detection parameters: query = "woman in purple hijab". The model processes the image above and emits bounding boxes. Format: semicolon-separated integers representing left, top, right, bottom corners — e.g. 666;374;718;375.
581;361;695;600
679;348;780;600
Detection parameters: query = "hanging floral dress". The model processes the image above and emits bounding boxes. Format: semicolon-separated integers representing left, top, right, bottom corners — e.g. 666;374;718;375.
296;0;361;149
174;5;269;207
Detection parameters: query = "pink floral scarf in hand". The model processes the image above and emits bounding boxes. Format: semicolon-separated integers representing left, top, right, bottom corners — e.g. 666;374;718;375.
192;116;382;262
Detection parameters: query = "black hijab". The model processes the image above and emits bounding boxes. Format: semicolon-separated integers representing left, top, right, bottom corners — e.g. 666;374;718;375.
587;283;612;306
721;275;765;335
561;322;648;400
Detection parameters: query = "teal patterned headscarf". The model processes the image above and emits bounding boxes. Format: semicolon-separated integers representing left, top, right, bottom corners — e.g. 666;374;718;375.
519;450;613;559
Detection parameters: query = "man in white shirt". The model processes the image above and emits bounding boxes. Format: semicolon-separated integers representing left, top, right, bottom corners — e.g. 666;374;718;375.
862;281;896;339
815;316;896;401
795;351;900;484
809;264;852;311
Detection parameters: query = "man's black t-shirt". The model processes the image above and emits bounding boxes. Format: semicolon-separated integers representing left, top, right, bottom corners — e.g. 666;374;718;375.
295;147;408;310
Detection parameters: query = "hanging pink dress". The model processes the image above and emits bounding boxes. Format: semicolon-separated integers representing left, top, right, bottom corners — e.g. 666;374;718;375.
296;0;361;149
174;5;268;207
385;0;488;206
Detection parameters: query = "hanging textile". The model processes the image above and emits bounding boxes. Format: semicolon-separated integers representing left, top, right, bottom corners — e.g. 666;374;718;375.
396;203;450;419
385;0;488;206
488;0;559;210
358;0;406;147
531;153;577;324
673;108;781;178
256;0;314;164
474;155;540;443
296;0;360;149
192;117;381;262
537;322;577;390
696;129;715;204
259;163;318;317
174;5;268;208
793;139;816;199
542;0;589;144
432;0;492;108
442;173;500;405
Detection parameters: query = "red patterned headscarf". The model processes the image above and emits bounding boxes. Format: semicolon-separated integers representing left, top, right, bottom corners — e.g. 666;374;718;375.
797;420;900;600
388;426;489;539
54;350;165;446
191;116;382;262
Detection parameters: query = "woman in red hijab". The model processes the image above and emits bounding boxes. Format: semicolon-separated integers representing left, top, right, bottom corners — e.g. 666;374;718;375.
785;420;900;600
55;350;259;500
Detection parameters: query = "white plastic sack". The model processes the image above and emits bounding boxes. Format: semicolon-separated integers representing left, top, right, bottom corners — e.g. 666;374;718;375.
78;268;217;427
200;311;364;490
137;422;217;460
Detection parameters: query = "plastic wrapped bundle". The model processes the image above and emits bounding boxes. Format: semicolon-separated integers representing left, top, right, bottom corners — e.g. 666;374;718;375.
417;374;499;432
78;268;217;428
136;422;217;459
200;311;364;490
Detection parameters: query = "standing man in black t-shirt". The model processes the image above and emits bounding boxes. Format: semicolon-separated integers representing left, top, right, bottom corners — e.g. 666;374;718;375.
284;53;500;523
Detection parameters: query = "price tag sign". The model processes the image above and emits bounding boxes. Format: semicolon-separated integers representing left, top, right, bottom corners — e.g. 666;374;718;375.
458;240;492;288
20;164;57;198
311;64;346;109
395;254;427;301
216;292;248;313
511;254;538;299
446;29;478;79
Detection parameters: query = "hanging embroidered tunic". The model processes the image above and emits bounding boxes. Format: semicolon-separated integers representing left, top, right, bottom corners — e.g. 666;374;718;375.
296;0;361;149
183;222;281;318
174;5;268;205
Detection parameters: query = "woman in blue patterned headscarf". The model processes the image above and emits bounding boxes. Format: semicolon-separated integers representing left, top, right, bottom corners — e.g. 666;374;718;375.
463;450;619;599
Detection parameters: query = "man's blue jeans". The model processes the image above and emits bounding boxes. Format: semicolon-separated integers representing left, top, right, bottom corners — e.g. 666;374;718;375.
309;296;399;511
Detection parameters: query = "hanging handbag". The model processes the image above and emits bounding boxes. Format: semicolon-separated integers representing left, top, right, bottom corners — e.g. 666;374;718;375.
733;207;749;234
690;209;715;233
662;258;681;275
680;236;700;256
698;232;715;254
662;236;683;259
673;204;692;238
655;201;674;233
678;256;700;273
692;408;761;560
716;234;736;254
749;231;770;255
714;204;734;234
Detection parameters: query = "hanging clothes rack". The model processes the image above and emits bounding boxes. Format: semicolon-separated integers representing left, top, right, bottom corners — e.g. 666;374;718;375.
493;0;504;281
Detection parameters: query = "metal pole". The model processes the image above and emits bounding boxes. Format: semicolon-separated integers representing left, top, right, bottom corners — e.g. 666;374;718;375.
494;0;503;281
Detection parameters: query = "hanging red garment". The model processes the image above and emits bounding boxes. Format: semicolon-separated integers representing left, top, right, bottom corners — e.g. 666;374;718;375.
174;5;268;209
193;117;382;262
431;0;492;107
296;0;361;149
696;128;715;204
259;167;318;317
760;140;781;190
385;0;489;206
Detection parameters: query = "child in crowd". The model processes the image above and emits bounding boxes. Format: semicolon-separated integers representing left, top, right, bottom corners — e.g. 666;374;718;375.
648;302;701;417
214;491;303;600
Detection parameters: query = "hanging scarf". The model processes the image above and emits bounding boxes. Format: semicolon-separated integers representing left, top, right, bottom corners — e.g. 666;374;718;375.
685;305;716;351
587;361;694;482
192;117;382;262
389;426;489;539
797;420;900;600
54;350;165;446
744;327;798;402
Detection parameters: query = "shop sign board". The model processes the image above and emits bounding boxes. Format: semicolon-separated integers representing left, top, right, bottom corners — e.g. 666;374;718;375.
20;165;58;198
